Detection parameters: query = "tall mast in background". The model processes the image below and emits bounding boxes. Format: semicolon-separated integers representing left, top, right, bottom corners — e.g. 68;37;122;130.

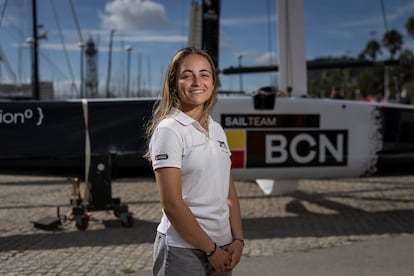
277;0;307;97
201;0;220;69
188;0;220;69
188;1;202;49
31;0;40;99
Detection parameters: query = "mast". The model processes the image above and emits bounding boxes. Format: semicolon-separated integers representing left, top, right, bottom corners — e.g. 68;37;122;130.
201;0;220;68
277;0;307;97
31;0;40;99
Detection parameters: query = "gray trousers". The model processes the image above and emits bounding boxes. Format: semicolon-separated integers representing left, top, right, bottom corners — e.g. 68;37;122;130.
153;232;232;276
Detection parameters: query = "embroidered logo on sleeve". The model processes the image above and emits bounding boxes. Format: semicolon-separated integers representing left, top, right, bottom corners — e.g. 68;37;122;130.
155;154;168;161
217;140;227;149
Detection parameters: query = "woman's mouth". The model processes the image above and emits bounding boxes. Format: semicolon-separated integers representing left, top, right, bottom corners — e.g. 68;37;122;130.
190;90;205;94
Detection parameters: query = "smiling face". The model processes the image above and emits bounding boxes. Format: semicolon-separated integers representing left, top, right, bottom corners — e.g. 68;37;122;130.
176;53;214;117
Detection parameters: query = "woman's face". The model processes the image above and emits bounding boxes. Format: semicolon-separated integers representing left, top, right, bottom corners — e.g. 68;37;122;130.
176;54;214;113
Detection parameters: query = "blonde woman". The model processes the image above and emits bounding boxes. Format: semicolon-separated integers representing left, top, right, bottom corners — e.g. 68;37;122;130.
145;47;244;275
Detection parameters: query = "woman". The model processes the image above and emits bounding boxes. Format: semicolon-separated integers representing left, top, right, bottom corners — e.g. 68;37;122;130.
145;47;244;275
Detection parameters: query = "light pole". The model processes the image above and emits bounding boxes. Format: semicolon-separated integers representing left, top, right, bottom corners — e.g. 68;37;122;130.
137;52;142;96
79;42;84;98
125;46;132;97
105;29;115;98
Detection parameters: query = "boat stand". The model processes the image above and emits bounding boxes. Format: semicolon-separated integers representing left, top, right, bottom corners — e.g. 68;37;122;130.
70;154;133;230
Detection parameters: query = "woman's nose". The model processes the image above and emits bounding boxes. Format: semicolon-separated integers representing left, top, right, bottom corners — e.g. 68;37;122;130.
192;75;200;86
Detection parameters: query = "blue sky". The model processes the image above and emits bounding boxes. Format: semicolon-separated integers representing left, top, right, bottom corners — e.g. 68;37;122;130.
1;0;414;98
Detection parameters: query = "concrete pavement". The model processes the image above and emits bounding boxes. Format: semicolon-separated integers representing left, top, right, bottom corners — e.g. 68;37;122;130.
233;234;414;276
1;174;414;275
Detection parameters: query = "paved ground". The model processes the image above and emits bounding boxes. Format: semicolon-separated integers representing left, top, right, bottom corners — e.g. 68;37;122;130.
0;174;413;275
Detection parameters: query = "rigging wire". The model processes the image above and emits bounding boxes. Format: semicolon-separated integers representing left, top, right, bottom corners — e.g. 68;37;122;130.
40;50;69;80
0;44;17;82
49;0;78;95
0;0;18;84
68;0;84;43
68;0;84;97
0;0;26;43
0;0;31;84
0;0;8;29
3;0;32;83
380;0;389;32
380;0;390;100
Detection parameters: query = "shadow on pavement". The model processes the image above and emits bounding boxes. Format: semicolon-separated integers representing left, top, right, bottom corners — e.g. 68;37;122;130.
243;209;414;240
0;219;157;252
243;189;414;239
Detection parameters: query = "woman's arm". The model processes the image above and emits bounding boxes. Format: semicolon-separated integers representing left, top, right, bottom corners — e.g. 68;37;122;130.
226;174;244;270
154;167;231;272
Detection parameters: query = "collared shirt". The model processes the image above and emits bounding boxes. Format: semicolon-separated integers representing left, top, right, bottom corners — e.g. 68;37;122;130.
149;109;233;248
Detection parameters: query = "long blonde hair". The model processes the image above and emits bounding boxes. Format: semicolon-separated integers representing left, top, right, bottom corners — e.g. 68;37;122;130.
144;47;218;160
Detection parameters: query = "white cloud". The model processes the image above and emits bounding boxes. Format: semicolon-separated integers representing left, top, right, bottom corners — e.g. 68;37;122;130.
253;51;278;66
123;33;186;43
230;50;278;66
99;0;170;31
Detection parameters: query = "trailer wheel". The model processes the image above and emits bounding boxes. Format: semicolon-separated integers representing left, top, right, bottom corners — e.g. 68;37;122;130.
75;215;89;231
120;212;134;227
114;203;128;218
113;209;120;218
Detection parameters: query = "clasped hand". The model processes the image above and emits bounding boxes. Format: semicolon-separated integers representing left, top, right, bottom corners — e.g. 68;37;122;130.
208;242;243;273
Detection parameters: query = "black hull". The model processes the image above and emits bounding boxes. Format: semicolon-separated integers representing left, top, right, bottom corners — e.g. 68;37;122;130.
1;98;413;179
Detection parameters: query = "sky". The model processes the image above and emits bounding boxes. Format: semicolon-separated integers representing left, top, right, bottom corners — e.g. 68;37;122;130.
1;0;414;98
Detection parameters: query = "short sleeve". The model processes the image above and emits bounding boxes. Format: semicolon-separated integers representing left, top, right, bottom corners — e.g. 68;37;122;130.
149;126;182;170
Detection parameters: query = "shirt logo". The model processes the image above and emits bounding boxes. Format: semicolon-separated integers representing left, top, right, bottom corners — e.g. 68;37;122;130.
217;140;226;149
155;154;168;161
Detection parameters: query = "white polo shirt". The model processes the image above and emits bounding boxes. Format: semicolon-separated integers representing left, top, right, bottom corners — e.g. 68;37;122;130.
149;109;233;248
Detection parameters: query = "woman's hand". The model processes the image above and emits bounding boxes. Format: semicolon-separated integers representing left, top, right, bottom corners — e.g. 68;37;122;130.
225;239;244;271
208;247;232;273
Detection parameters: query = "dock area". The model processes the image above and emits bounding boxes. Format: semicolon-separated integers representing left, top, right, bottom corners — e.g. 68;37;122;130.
1;174;413;275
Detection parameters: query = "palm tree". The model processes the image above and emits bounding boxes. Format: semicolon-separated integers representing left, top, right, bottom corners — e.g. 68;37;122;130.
363;39;382;61
405;15;414;38
382;29;403;60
